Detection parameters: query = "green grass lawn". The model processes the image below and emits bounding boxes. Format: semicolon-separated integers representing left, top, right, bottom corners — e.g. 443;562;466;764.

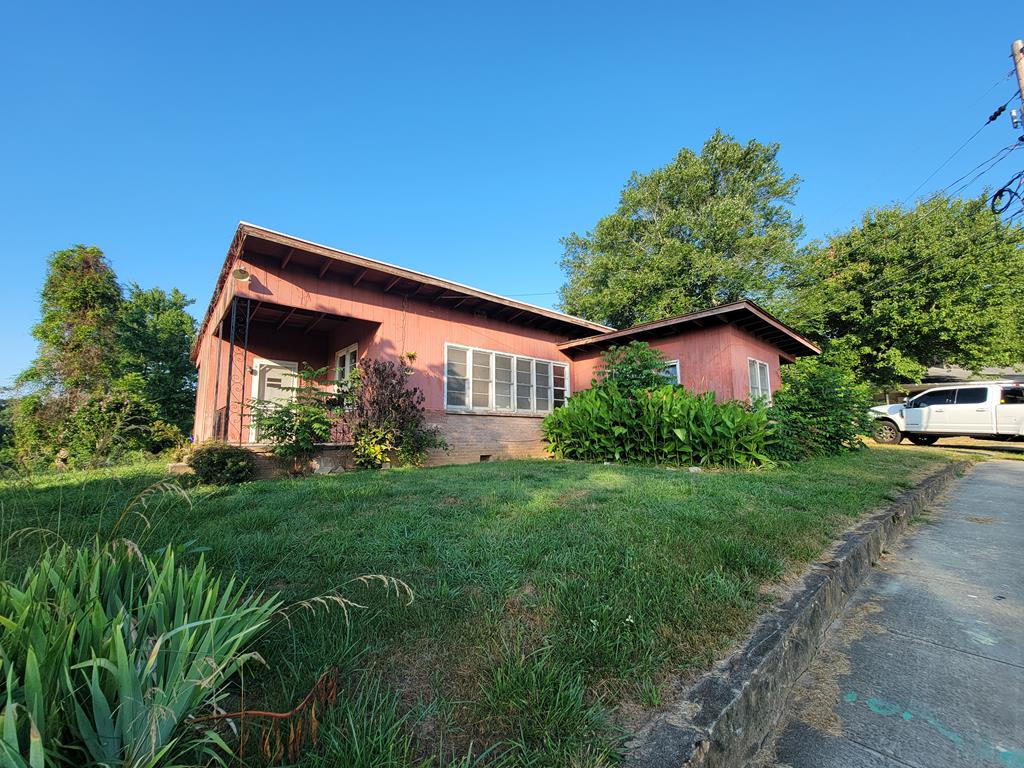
0;447;955;766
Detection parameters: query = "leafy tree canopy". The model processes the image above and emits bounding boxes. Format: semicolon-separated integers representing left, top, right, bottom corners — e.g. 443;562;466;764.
779;195;1024;386
119;284;198;430
559;130;802;328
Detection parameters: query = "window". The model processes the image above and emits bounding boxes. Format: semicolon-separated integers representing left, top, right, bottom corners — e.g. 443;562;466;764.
446;344;569;414
1001;387;1024;405
446;347;468;407
914;389;956;407
334;344;358;390
660;360;681;385
955;387;988;405
495;354;513;409
748;358;771;401
553;363;568;407
516;357;533;410
472;350;491;409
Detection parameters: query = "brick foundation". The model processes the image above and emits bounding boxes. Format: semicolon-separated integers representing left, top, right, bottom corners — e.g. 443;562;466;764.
425;410;549;465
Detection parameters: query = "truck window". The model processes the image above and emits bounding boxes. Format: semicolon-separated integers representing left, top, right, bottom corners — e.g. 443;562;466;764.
1002;387;1024;405
955;387;988;405
915;389;956;406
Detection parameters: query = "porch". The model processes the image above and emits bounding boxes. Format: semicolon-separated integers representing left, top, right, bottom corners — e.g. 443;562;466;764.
194;296;378;445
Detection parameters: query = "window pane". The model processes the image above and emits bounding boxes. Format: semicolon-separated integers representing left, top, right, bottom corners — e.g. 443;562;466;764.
758;362;770;398
1002;387;1024;405
447;347;467;378
955;387;987;405
495;354;513;409
516;358;533;410
660;362;679;384
472;350;492;409
919;389;956;406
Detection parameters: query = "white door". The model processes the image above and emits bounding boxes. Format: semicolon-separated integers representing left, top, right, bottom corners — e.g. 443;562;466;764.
250;360;298;441
945;386;995;433
904;388;956;433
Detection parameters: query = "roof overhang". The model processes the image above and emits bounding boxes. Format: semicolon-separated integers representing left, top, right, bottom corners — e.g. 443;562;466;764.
192;223;613;361
556;300;821;360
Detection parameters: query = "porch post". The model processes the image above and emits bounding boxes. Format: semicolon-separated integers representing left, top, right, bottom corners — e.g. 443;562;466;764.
223;297;238;441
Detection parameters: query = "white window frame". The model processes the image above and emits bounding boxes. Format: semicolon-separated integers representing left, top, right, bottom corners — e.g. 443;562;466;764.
444;343;570;415
334;343;358;391
661;360;681;385
747;357;771;402
249;358;299;442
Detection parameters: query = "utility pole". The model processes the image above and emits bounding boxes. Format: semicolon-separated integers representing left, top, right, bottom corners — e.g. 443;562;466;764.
1012;40;1024;129
1014;40;1024;104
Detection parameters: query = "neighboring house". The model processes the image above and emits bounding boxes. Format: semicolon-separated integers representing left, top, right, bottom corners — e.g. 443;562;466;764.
191;223;820;463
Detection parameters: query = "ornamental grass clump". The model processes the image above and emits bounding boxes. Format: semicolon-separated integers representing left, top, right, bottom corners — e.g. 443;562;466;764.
542;383;770;467
0;540;280;767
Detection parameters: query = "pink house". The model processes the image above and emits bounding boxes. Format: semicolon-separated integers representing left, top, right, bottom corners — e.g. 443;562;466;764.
192;223;819;464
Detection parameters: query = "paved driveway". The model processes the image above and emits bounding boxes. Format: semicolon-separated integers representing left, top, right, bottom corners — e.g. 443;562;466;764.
770;460;1024;768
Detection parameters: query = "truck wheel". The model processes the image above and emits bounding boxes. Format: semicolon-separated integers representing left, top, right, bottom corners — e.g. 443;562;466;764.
873;420;903;444
907;435;939;446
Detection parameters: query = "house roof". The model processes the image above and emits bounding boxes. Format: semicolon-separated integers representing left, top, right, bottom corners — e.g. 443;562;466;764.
556;300;821;359
193;223;612;359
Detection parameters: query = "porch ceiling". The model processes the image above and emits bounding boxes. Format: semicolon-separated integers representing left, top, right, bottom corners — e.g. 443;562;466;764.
213;299;356;338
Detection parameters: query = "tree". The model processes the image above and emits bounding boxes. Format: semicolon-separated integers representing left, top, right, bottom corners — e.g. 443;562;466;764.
781;195;1024;386
11;245;199;467
559;130;802;328
119;285;198;431
19;245;123;394
593;341;668;392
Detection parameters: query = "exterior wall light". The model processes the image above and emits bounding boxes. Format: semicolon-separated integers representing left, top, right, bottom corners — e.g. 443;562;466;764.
232;267;251;282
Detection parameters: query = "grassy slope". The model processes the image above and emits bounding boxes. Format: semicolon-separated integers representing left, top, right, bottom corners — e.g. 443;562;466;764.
0;447;954;766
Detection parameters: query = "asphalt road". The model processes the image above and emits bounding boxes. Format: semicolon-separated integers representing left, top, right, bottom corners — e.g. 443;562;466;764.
769;460;1024;768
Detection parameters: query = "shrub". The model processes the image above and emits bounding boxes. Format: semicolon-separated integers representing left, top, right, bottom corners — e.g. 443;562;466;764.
248;365;341;472
0;540;279;767
347;355;446;468
187;440;257;484
542;383;770;467
767;359;875;461
593;341;668;392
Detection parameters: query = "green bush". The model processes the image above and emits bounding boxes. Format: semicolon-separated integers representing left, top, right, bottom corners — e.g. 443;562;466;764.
0;540;279;767
767;359;875;461
187;440;257;484
247;365;341;473
542;383;770;467
348;355;446;468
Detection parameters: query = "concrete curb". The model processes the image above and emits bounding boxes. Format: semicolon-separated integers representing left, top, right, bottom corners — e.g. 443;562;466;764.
624;459;972;768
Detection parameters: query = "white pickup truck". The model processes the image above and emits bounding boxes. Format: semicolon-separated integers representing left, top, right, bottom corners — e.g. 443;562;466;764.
871;381;1024;446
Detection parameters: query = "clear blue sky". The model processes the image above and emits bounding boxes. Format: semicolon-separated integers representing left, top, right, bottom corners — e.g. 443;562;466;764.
1;2;1017;386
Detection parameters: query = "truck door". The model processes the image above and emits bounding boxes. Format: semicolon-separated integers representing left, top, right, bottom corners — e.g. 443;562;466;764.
904;388;956;432
997;386;1024;435
945;386;995;433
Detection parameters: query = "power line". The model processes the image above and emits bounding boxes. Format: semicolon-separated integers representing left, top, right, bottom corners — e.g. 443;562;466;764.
901;88;1021;205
